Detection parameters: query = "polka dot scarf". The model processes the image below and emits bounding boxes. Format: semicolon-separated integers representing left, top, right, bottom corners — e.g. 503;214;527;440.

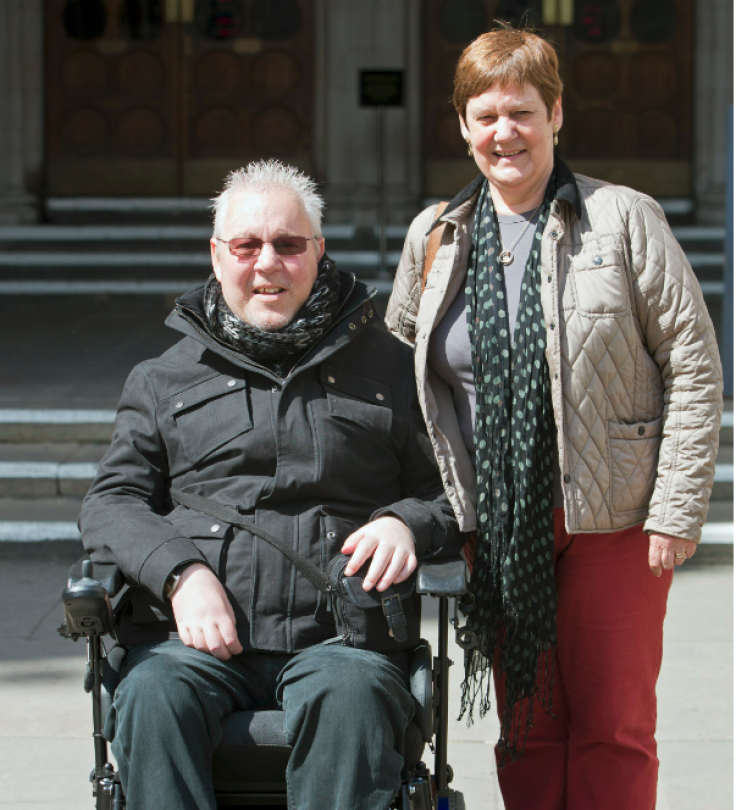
460;174;558;764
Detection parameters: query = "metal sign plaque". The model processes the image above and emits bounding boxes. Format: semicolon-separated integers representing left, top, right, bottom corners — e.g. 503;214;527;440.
359;70;404;107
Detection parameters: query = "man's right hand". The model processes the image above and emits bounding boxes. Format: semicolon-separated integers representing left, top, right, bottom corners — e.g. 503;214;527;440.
170;563;243;661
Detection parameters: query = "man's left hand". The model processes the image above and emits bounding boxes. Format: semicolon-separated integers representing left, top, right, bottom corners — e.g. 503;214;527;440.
648;532;697;577
342;517;417;592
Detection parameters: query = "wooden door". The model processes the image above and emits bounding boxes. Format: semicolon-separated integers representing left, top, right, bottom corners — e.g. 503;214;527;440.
557;0;693;198
181;0;314;195
45;0;314;197
423;0;694;199
46;0;181;195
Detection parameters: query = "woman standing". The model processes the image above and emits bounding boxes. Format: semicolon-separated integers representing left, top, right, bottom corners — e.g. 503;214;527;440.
387;27;722;810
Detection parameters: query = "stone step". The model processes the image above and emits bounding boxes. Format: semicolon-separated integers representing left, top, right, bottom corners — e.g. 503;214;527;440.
1;408;732;447
3;222;719;247
2;516;730;553
0;249;404;268
2;457;729;500
0;224;360;242
0;411;117;443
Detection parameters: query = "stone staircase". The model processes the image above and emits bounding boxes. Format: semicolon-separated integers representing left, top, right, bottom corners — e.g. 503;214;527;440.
0;198;730;560
0;405;731;562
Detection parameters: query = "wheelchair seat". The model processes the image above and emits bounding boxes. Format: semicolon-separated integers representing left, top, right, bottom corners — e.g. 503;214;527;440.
100;641;429;800
62;557;469;809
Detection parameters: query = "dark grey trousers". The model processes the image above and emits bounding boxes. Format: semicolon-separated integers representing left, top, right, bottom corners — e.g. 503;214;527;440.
105;640;415;810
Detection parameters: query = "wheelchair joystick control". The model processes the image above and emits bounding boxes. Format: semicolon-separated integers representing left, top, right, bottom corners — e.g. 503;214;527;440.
60;560;114;640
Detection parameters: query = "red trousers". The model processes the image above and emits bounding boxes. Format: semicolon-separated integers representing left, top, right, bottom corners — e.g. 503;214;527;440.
493;510;673;810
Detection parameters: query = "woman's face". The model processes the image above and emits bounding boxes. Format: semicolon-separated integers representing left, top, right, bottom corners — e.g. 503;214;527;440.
460;82;562;211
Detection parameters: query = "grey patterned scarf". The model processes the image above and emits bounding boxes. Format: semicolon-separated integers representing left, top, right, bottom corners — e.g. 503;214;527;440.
460;174;558;764
203;254;343;364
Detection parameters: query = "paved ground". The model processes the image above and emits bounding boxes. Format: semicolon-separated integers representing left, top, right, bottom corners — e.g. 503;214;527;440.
0;555;731;810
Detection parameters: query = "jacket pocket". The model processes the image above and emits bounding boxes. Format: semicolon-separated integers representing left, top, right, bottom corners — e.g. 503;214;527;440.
167;510;231;578
607;417;662;515
321;364;392;440
570;247;629;315
169;376;252;464
315;514;359;624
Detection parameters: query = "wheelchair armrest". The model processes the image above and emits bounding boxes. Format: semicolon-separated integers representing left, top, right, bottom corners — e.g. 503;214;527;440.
416;555;467;597
68;555;124;598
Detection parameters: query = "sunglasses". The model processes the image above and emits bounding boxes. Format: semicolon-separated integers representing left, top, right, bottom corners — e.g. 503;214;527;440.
216;235;318;257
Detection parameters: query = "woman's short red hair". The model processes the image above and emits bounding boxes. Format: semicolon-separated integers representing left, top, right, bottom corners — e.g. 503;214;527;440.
454;27;563;120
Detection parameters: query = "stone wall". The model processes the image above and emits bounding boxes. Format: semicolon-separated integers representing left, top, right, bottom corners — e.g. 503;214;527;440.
694;0;733;224
0;0;44;223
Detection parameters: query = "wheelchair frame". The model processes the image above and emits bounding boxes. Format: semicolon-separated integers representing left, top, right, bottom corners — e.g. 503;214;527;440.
60;556;473;810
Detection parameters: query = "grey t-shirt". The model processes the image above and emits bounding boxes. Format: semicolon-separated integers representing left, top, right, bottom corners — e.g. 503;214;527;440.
496;208;540;344
427;207;563;506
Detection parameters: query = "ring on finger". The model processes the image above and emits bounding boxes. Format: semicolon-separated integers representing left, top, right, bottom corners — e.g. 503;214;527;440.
674;552;687;559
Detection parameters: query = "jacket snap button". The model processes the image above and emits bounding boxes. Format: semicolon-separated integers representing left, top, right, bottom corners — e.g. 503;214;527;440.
327;375;336;384
638;426;645;436
369;310;373;318
227;379;236;387
175;401;183;409
361;316;367;323
272;386;279;393
549;323;555;330
327;532;336;539
593;256;603;266
210;524;220;532
376;393;384;401
563;474;571;484
349;323;356;330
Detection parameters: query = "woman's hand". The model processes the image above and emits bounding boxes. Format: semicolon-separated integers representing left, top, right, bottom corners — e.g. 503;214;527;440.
648;533;697;576
342;517;417;592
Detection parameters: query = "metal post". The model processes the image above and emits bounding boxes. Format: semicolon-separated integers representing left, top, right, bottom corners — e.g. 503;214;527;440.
434;597;450;793
723;105;733;397
378;105;388;278
90;636;109;777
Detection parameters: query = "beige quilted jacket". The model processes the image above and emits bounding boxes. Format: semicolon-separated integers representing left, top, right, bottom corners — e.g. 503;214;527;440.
386;168;723;541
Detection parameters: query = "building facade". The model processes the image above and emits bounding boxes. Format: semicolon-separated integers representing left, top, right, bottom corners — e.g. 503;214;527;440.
0;0;732;224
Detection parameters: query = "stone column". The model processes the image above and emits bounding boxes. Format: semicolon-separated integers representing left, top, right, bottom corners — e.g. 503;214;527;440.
693;0;733;224
0;0;44;223
314;0;422;225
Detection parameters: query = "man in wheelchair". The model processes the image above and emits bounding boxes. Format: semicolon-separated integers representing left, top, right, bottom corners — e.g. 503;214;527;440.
77;160;463;810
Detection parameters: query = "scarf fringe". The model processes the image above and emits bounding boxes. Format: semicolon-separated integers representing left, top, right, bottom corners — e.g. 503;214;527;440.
459;632;556;767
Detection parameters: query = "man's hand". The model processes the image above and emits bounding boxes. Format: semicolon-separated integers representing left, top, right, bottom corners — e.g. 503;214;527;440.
648;533;697;577
341;517;417;592
170;563;243;660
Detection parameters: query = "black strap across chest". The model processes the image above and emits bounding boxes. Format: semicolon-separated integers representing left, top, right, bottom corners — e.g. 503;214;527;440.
170;489;332;596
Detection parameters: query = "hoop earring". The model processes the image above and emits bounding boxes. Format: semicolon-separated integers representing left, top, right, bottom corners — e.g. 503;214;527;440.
465;138;473;157
553;125;560;147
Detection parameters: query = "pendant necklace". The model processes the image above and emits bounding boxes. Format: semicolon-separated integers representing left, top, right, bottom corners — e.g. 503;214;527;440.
498;202;543;266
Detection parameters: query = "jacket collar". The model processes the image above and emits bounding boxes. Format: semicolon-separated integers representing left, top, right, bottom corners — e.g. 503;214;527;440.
166;270;377;382
427;157;582;234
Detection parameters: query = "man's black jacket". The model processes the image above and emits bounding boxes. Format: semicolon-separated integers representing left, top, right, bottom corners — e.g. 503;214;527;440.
80;274;461;652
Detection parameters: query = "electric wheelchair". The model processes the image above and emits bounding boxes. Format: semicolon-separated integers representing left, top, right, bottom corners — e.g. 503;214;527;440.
60;554;474;810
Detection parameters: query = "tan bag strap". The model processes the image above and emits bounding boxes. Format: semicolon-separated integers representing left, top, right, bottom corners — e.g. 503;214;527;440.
421;201;449;294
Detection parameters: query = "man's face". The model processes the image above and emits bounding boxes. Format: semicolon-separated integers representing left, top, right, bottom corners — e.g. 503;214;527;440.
210;189;325;331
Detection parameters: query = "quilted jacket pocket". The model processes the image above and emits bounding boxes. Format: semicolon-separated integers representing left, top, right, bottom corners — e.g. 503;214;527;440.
607;417;662;515
571;247;629;315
